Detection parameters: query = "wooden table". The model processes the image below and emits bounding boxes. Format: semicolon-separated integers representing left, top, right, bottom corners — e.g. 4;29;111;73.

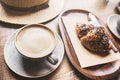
0;0;120;80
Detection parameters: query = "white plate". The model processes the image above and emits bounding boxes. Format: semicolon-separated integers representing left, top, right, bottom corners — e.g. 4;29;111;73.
107;14;120;39
4;32;64;78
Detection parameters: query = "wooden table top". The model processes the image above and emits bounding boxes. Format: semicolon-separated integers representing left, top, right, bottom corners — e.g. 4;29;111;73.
0;0;120;80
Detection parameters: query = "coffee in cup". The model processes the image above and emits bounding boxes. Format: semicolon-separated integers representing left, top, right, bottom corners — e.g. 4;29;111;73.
15;24;58;64
117;18;120;32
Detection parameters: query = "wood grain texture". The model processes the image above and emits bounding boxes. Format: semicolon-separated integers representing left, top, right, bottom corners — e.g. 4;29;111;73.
58;9;120;79
0;0;120;80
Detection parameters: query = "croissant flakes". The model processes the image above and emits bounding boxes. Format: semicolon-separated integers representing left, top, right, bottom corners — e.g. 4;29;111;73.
76;23;112;52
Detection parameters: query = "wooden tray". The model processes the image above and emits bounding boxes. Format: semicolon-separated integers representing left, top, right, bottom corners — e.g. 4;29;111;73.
58;9;120;80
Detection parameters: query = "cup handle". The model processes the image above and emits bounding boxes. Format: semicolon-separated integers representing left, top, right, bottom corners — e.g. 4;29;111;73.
46;54;58;65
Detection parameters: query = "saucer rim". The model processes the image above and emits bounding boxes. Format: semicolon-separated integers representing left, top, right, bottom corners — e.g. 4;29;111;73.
4;31;64;78
107;14;120;39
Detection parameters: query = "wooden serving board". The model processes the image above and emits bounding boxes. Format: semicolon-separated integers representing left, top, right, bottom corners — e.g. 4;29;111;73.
58;9;120;80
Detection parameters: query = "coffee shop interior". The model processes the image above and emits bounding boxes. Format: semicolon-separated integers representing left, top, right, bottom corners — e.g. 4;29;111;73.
0;0;120;80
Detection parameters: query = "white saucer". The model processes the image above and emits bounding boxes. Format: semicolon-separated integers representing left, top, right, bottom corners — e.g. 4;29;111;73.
4;32;64;78
107;14;120;39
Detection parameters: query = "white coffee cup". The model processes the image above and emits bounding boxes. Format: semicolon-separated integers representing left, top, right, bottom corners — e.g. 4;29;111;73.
117;18;120;32
14;24;58;64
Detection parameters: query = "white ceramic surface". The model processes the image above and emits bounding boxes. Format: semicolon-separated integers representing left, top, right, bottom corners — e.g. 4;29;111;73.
4;31;64;78
15;24;57;59
107;14;120;39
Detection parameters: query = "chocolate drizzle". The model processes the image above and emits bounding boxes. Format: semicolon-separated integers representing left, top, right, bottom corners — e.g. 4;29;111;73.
76;23;112;52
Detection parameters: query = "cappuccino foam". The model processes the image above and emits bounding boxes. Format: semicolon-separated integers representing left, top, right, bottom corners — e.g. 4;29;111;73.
16;26;56;58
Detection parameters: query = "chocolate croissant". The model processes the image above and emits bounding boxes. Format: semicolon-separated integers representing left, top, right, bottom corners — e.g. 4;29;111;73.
76;23;112;52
